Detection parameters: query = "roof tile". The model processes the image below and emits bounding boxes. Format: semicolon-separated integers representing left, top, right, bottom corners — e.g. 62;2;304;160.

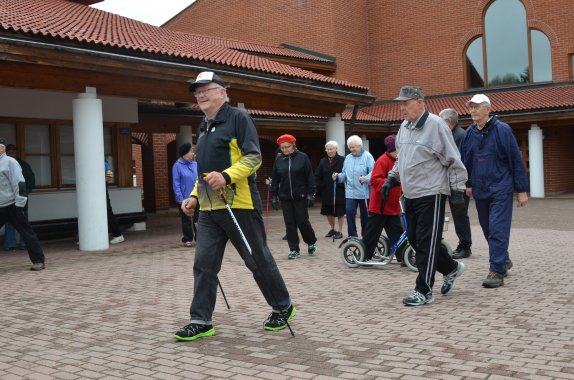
0;0;366;90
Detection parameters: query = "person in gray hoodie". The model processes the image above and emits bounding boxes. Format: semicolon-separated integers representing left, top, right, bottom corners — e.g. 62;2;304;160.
0;142;45;270
382;86;468;306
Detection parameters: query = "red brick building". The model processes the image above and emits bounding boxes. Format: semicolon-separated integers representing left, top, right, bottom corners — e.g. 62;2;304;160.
165;0;574;195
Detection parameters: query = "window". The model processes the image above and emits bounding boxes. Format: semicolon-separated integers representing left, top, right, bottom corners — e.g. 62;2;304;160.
59;125;113;185
464;0;552;88
25;124;52;186
0;123;17;145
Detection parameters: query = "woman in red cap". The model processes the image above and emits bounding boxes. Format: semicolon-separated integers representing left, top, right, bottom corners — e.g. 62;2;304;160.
270;134;318;260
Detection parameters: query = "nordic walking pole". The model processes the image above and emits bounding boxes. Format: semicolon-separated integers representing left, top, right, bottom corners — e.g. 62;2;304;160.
265;177;271;234
217;279;231;310
218;190;295;337
333;180;337;243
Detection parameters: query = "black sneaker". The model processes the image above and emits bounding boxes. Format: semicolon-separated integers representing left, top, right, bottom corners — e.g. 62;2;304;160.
325;229;335;238
482;272;504;288
264;305;297;331
441;262;465;295
451;246;472;259
332;231;343;239
174;323;215;341
308;243;317;255
505;258;513;271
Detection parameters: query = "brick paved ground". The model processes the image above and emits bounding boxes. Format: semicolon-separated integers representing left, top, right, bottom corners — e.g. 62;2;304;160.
1;197;574;379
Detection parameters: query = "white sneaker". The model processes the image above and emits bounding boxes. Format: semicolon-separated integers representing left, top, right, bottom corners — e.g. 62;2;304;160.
110;235;125;244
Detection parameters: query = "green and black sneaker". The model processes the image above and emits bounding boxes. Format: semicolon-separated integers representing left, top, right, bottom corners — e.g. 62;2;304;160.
263;305;297;331
174;323;215;341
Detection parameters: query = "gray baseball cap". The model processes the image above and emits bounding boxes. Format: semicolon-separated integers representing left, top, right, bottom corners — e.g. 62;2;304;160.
394;86;425;101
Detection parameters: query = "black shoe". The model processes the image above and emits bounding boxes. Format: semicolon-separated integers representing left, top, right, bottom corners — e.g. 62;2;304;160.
282;235;287;240
174;323;215;341
452;247;472;259
264;305;297;331
325;229;335;238
482;272;504;288
332;231;343;239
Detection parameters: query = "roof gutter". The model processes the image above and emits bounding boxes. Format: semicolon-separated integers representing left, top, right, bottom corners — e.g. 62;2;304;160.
0;35;374;101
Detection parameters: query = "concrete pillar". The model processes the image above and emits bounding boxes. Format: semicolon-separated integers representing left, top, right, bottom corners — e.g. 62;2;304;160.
73;87;109;251
176;125;193;150
361;134;370;152
528;124;544;198
326;114;345;155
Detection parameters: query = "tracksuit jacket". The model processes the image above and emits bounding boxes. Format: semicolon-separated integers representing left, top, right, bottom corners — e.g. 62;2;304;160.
191;102;262;211
460;115;529;199
0;153;27;208
270;150;316;201
388;111;467;197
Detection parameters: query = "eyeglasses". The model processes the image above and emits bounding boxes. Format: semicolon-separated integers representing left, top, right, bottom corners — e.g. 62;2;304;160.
193;87;222;97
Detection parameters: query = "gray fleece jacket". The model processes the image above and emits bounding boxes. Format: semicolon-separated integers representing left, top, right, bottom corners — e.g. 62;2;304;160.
388;110;467;198
0;152;27;208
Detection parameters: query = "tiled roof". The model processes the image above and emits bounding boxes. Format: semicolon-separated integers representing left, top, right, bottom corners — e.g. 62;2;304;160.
362;84;574;123
0;0;366;90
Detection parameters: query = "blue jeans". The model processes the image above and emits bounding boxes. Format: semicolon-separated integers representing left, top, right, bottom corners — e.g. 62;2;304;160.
189;208;291;325
4;223;26;250
345;198;369;237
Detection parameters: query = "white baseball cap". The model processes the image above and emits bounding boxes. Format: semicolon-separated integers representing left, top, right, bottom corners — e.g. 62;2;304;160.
466;94;491;106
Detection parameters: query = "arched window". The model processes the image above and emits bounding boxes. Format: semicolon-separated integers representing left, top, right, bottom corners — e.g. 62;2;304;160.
464;0;552;89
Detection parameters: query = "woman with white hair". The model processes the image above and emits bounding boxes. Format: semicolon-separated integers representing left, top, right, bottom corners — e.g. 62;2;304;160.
314;141;345;239
332;135;374;237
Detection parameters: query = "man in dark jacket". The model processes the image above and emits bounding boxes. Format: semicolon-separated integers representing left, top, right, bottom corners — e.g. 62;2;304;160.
460;94;528;288
175;72;295;341
439;109;472;259
270;134;318;260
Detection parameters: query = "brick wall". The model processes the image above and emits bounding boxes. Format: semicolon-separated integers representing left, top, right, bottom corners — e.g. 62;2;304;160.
166;0;574;100
152;133;176;210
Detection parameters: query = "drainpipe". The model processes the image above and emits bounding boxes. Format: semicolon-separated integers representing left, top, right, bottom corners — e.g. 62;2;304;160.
347;105;360;154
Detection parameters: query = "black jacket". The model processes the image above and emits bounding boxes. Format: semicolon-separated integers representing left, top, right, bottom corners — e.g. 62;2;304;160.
270;150;316;201
314;154;345;206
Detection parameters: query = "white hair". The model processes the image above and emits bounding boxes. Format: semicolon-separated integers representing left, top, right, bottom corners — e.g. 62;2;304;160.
346;135;363;148
325;141;339;150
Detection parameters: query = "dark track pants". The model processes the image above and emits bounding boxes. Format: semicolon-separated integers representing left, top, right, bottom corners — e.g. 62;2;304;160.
405;194;457;296
281;198;317;252
189;209;291;324
0;204;45;264
474;192;513;274
362;213;403;260
448;193;472;249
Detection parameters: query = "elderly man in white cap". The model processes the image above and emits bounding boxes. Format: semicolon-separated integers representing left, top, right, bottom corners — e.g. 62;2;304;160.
383;85;468;306
174;72;295;341
459;94;528;289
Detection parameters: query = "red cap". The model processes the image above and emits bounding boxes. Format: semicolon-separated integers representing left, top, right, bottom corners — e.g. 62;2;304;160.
276;134;296;145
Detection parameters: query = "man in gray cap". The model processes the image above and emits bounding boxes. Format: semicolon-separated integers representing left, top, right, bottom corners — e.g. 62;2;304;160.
381;86;468;306
174;71;295;341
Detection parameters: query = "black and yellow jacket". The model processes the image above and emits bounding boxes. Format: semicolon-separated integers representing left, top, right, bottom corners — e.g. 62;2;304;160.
191;102;263;211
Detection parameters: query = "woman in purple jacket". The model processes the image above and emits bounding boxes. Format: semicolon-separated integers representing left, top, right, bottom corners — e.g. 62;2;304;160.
172;143;198;247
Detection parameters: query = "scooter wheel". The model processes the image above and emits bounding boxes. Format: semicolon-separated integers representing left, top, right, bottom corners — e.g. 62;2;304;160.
371;235;392;265
403;244;418;272
441;239;453;257
340;239;364;268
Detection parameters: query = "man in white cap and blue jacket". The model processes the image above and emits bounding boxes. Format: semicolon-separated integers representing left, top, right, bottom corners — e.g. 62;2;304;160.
382;86;468;306
460;94;528;288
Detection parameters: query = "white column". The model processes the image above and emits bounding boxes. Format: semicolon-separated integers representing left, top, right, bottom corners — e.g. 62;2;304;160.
176;125;193;149
73;87;109;251
326;114;346;155
361;134;370;152
528;124;544;198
